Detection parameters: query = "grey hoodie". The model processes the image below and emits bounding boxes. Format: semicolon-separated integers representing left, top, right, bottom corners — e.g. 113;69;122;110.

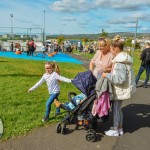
106;52;136;100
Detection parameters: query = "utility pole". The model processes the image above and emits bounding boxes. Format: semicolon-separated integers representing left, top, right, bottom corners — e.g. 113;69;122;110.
132;18;138;59
10;14;13;40
29;28;32;40
43;10;45;43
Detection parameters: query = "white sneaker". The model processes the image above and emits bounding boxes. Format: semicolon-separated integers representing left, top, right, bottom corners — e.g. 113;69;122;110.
105;129;119;136
118;128;124;135
109;127;124;136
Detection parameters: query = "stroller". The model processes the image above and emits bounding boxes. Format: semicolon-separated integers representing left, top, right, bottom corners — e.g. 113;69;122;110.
56;70;98;142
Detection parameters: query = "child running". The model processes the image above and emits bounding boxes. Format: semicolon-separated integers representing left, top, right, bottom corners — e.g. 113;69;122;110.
28;61;72;122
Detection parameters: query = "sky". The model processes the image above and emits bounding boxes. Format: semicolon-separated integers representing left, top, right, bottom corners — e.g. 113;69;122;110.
0;0;150;35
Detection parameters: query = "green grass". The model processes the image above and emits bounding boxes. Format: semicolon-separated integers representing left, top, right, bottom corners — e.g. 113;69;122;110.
0;50;146;140
0;57;86;140
73;49;95;60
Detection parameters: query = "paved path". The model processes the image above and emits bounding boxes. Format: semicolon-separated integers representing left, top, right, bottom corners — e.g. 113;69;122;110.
0;53;150;150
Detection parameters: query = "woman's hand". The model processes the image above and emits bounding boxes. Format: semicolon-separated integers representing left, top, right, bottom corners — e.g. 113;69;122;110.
102;67;107;72
102;73;107;78
102;67;111;73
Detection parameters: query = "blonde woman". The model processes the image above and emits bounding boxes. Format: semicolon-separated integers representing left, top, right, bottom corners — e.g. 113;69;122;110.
89;37;114;79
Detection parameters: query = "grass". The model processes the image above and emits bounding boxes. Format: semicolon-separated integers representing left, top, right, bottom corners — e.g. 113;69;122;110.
0;57;86;140
0;49;146;140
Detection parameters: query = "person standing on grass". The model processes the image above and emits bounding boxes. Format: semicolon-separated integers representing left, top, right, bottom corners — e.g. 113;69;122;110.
135;42;150;88
28;61;72;122
102;40;136;136
10;42;14;52
26;40;29;56
41;43;46;58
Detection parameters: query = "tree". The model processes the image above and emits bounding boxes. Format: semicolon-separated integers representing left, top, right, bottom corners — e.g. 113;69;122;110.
57;36;64;44
82;38;89;43
124;37;132;47
100;29;108;37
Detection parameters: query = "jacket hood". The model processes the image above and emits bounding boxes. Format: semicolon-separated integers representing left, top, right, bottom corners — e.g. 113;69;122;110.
112;52;133;64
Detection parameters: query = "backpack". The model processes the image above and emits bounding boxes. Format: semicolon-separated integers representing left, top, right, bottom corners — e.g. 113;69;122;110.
145;50;150;65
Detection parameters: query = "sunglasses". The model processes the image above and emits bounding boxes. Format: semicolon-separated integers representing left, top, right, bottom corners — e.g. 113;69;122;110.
98;37;107;42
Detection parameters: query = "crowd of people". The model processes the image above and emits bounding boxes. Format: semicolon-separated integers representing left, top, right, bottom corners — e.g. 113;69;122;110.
26;35;150;138
1;35;148;138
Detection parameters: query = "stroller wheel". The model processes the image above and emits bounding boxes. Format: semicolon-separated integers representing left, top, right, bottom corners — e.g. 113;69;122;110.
61;125;67;135
86;132;96;142
56;124;61;133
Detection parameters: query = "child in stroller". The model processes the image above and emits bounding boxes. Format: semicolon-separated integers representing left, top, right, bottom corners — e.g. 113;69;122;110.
55;70;98;142
54;93;87;111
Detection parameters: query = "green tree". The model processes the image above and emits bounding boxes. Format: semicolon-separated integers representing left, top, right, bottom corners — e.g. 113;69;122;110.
57;36;64;44
100;29;108;37
135;42;141;49
82;38;89;43
124;37;133;47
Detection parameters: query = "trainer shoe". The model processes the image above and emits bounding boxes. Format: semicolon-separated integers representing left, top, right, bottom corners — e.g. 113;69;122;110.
109;127;124;136
42;116;49;122
118;128;124;135
143;85;148;88
105;129;119;136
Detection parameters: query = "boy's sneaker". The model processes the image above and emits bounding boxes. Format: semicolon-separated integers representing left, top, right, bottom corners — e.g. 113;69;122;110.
42;116;49;122
105;129;119;136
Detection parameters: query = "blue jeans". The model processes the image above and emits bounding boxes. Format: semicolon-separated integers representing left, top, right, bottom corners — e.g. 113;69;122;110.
135;65;150;85
45;93;60;117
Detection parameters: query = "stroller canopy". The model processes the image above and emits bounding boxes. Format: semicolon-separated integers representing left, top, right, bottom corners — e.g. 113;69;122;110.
72;70;97;96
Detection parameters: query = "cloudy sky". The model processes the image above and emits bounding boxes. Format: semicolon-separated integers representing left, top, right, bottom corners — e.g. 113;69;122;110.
0;0;150;35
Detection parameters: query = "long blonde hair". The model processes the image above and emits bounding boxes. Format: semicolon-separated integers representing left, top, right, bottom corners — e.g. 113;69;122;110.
45;61;60;74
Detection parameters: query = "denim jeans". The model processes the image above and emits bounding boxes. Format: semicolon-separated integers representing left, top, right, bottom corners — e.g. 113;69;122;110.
45;93;60;117
135;65;150;85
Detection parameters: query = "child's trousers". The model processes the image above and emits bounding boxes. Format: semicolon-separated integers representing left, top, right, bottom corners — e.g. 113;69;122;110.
45;93;60;117
112;100;123;129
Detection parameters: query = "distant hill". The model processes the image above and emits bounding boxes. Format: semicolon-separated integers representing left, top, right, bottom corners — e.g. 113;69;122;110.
47;32;150;40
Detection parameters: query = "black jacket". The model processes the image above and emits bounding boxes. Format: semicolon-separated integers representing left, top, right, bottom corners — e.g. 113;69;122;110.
140;48;150;66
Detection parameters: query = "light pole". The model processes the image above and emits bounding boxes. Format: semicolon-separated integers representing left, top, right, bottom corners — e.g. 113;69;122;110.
29;28;32;40
27;28;29;40
132;18;138;59
43;10;45;43
10;14;13;40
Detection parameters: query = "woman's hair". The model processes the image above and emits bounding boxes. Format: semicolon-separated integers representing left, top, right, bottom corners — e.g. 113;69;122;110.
97;37;111;48
113;35;121;41
45;61;60;74
144;42;150;48
111;40;124;50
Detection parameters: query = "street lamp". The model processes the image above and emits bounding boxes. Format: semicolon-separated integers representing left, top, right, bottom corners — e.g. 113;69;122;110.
43;10;45;43
131;18;138;60
10;14;13;40
29;28;32;40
